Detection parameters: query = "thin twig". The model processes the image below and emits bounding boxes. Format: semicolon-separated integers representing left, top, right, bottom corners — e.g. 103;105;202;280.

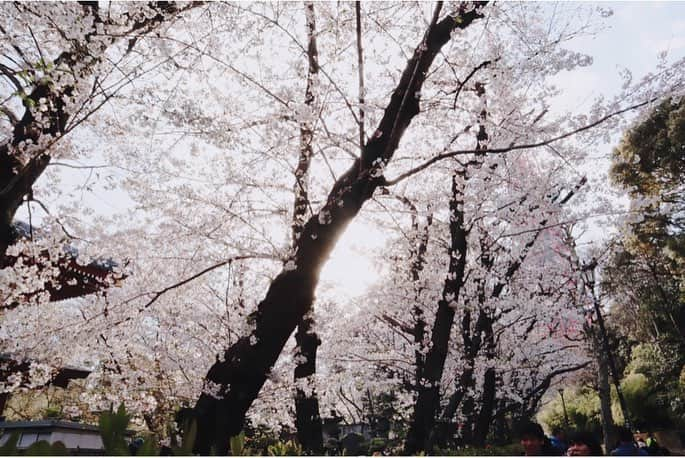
355;1;366;151
384;98;656;186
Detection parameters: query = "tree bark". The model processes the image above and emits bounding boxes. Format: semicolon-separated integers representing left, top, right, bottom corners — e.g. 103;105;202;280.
402;197;433;391
192;4;486;454
472;368;496;446
404;168;468;455
437;308;487;443
597;340;615;454
294;314;324;453
291;3;324;453
472;316;496;447
0;2;195;264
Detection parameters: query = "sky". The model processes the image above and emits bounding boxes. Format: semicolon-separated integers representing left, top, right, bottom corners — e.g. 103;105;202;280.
16;2;685;300
551;2;685;114
320;1;685;299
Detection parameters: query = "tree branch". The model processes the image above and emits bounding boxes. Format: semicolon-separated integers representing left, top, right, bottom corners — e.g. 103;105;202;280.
355;1;366;151
384;98;657;186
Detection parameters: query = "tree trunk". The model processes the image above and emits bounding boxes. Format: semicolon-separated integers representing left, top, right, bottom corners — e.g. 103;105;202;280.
597;345;615;454
192;6;486;454
0;3;192;264
404;169;468;455
435;308;483;445
406;199;432;391
294;315;323;453
291;3;324;453
472;316;496;447
492;400;510;445
472;368;496;446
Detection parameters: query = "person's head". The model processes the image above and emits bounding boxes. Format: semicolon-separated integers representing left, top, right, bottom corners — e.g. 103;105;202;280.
552;427;567;440
517;422;546;456
617;427;634;444
567;431;603;456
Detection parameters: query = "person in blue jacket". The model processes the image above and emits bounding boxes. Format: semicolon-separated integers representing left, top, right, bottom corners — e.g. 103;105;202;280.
611;427;648;456
550;427;568;454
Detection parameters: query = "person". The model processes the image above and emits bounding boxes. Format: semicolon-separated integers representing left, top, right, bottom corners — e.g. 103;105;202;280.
644;432;670;456
636;436;647;449
644;433;656;449
611;427;648;456
517;421;562;456
550;427;569;454
566;431;603;456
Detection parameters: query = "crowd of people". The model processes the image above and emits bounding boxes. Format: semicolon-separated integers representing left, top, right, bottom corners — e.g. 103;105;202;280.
519;422;671;456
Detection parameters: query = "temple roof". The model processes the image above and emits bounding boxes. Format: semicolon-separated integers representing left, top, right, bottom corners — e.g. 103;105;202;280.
4;221;125;304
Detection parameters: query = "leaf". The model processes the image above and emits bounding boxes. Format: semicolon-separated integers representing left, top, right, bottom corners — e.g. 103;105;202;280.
230;431;246;456
25;440;68;456
135;437;159;456
0;432;20;455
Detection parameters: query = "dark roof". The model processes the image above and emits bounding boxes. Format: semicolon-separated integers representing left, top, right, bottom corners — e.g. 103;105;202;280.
0;353;91;389
4;221;126;305
10;220;120;272
0;420;101;432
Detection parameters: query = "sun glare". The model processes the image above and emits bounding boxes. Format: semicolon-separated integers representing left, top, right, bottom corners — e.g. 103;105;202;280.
318;219;386;300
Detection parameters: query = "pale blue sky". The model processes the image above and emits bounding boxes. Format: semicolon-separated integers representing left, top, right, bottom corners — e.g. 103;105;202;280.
552;2;685;113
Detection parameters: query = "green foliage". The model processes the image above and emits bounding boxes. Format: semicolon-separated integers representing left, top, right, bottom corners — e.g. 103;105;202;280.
434;444;524;456
621;372;655;425
610;97;685;227
169;417;197;456
0;432;20;456
538;387;601;433
618;364;673;428
136;438;160;456
229;431;254;456
44;406;62;419
625;343;664;378
99;403;132;455
0;434;68;456
368;437;387;453
25;440;68;456
605;96;685;429
98;403;159;456
266;439;303;456
607;96;685;334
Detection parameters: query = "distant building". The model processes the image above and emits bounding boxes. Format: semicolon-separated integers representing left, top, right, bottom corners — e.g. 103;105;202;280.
1;221;123;417
0;354;91;419
0;420;104;455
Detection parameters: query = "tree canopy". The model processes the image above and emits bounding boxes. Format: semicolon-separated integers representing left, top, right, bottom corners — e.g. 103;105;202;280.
1;2;684;454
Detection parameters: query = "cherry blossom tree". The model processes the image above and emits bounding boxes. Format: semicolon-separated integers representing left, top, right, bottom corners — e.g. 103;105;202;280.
0;1;197;263
1;1;684;453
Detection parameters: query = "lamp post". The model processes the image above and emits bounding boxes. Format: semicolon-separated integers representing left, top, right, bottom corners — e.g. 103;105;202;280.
558;388;570;429
582;259;632;431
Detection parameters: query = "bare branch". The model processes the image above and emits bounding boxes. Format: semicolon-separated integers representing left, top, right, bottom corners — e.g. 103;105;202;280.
450;59;496;109
384;98;657;186
0;62;24;94
355;1;366;150
0;106;19;126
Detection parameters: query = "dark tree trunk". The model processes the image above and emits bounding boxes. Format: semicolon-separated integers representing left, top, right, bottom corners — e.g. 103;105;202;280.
472;368;496;446
597;337;615;453
0;3;193;264
471;312;496;446
0;83;66;265
492;400;510;445
193;5;486;454
404;168;468;455
294;315;323;453
436;302;494;443
291;3;324;453
403;197;432;391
